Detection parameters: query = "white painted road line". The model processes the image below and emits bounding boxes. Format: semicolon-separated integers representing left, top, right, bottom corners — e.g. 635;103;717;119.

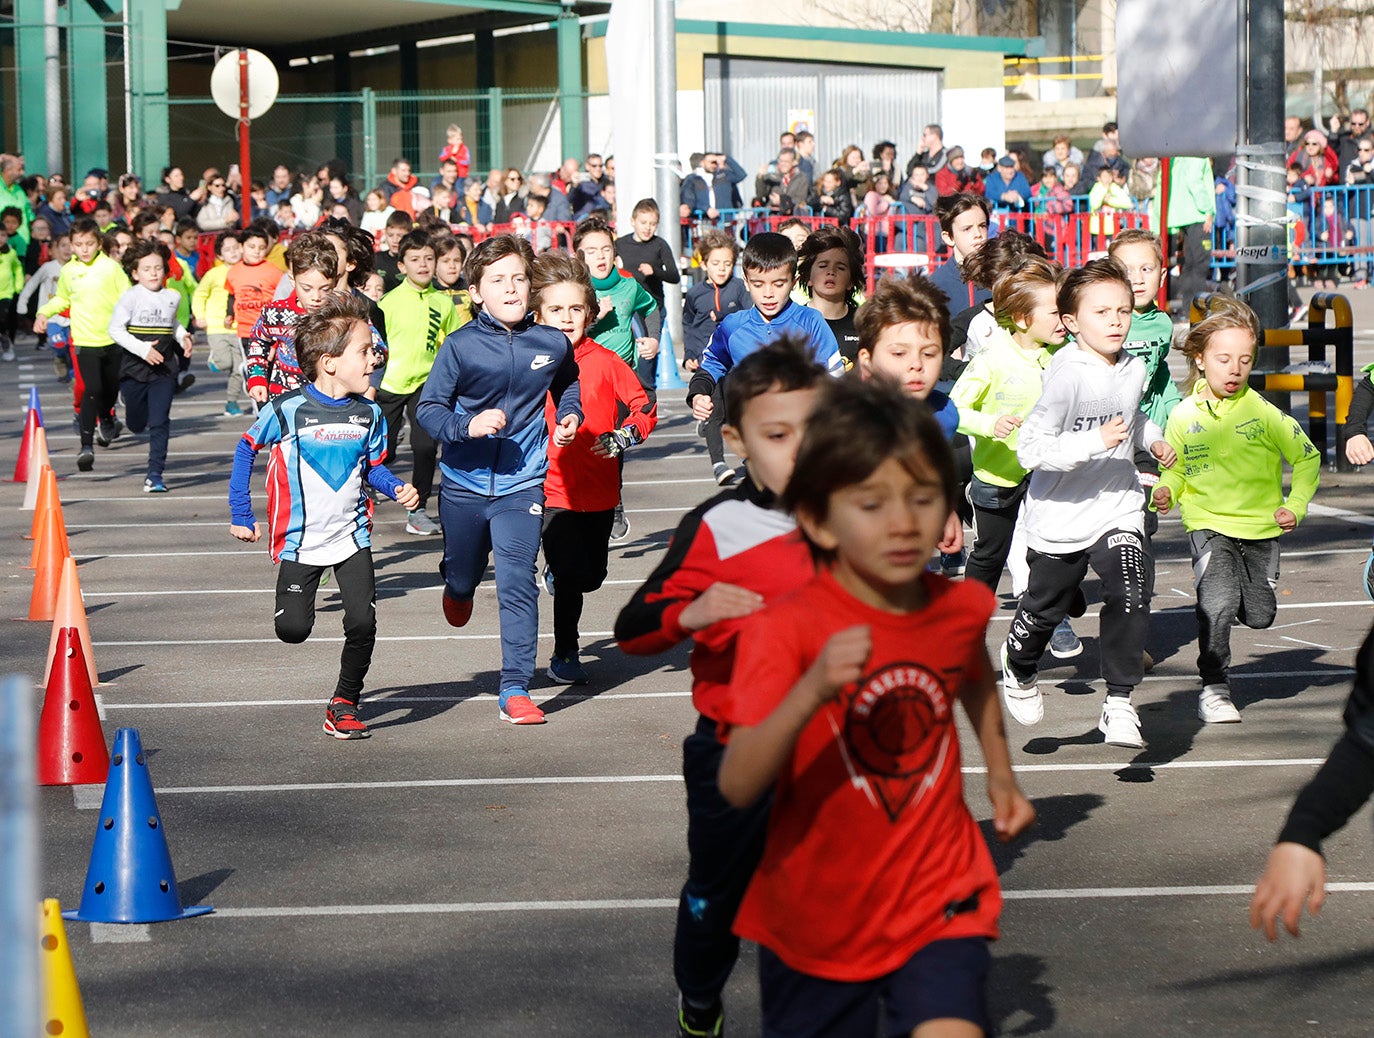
1309;502;1374;527
202;882;1374;920
89;922;152;943
83;578;650;598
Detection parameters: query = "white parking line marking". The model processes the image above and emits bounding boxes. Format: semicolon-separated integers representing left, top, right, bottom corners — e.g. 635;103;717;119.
1281;636;1333;650
89;923;152;943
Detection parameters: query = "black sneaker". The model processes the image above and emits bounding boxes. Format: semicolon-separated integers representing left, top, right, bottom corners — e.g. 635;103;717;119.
94;427;111;447
323;698;371;740
76;448;94;472
610;503;630;542
174;372;196;395
678;995;724;1038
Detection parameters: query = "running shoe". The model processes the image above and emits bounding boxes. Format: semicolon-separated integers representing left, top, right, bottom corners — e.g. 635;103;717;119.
1049;618;1083;659
442;589;473;627
223;401;244;417
940;547;966;578
499;691;546;725
547;654;589;685
175;371;196;394
0;345;14;362
1098;698;1144;748
1000;642;1043;726
610;503;630;542
76;448;94;472
712;462;737;486
677;994;725;1038
323;697;371;740
542;567;555;596
1198;684;1241;723
143;476;168;493
405;508;441;536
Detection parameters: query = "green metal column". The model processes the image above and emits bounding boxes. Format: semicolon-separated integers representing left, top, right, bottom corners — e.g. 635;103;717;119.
399;39;420;167
67;0;109;179
487;87;504;172
474;29;495;173
14;0;49;171
127;0;171;184
361;87;377;192
556;11;584;163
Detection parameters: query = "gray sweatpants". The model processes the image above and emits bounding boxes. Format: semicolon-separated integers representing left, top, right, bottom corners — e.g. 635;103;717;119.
1189;529;1280;686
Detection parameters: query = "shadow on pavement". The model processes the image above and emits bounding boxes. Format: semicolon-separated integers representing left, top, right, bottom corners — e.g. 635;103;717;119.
989;952;1056;1036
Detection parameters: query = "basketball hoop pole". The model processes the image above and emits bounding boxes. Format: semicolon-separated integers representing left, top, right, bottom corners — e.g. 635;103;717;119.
239;47;251;229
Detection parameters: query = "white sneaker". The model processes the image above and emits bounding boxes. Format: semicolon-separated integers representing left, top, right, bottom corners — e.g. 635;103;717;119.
1000;642;1043;726
1098;698;1144;748
0;345;14;362
1198;683;1241;723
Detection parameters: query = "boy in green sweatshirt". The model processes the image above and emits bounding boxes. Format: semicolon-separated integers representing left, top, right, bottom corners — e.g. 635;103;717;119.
1152;297;1320;724
377;229;464;536
574;215;661;399
34;216;131;470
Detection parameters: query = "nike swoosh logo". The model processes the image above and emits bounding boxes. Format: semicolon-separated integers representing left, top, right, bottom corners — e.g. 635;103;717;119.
530;355;554;370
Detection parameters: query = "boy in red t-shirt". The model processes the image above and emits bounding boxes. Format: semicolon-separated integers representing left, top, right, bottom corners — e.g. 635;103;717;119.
615;336;827;1038
224;226;283;347
533;252;657;684
718;375;1035;1038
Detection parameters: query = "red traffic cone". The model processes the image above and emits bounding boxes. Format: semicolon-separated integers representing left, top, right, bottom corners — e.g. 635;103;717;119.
21;427;51;510
44;558;98;688
12;404;39;483
38;627;109;786
28;467;63;552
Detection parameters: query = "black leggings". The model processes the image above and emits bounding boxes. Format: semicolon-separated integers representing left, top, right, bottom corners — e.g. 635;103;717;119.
77;346;122;447
274;548;377;702
702;383;727;467
541;507;614;658
964;477;1028;592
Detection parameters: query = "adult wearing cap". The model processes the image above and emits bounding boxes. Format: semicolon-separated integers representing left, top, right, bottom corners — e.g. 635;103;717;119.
934;146;985;196
989;155;1032;212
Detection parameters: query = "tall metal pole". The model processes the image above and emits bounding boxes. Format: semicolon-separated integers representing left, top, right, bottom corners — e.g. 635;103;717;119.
652;0;684;379
0;676;39;1038
239;49;252;229
1238;0;1289;361
43;0;61;174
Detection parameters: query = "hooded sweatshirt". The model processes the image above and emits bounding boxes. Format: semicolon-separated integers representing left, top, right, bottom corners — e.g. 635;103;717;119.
1016;345;1163;552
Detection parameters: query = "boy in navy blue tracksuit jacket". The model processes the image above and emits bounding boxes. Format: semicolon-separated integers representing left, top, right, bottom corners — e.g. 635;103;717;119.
417;235;583;725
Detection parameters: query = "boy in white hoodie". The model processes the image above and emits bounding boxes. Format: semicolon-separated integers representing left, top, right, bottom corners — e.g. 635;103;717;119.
1001;258;1176;749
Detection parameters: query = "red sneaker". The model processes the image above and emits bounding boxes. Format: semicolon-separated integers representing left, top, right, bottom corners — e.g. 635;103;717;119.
499;694;546;725
323;698;371;740
442;590;473;627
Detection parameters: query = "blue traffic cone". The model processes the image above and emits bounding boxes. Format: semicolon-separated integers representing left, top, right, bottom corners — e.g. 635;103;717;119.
64;728;213;924
27;386;44;427
657;323;686;389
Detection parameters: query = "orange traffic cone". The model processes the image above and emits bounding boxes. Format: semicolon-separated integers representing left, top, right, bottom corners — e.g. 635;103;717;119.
26;512;68;622
12;403;39;483
44;558;98;688
21;427;51;510
29;495;71;572
27;466;61;547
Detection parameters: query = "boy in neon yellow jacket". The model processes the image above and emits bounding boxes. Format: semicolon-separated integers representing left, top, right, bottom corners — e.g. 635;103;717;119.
1153;298;1319;724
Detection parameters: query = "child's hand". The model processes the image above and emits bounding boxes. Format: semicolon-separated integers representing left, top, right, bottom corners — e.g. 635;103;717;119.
1150;439;1177;468
691;393;714;421
806;625;872;701
1250;842;1326;941
394;483;420;510
993;414;1022;439
552;413;579;447
249;385;268;404
937;511;963;555
145;346;165;366
988;775;1036;843
635;336;659;360
1151;484;1173;513
182;334;194;356
230;522;261;543
684;358;699;372
1099;416;1129;449
638;262;654;276
1345;433;1374;465
679;582;765;632
32;313;47;334
468;408;507;438
1274;506;1298;532
597;297;613;321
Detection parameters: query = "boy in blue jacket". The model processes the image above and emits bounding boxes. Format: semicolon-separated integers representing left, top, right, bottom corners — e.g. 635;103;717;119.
417;235;582;725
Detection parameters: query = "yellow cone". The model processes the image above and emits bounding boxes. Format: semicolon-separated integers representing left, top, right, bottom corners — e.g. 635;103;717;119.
40;898;90;1038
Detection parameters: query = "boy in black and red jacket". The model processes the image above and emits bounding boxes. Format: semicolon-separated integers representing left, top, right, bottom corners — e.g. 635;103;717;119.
615;336;824;1038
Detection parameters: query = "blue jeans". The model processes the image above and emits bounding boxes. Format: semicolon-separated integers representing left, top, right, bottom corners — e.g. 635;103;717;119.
120;375;175;479
436;482;544;694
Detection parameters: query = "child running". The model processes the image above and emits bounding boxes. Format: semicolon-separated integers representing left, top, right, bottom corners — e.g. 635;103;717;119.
1001;258;1175;749
107;240;193;493
1151;296;1319;722
416;234;582;726
798;225;865;367
950;256;1065;591
616;336;826;1038
376;229;465;537
229;293;419;740
34;216;130;471
535;252;657;684
191;231;250;417
244;234;341;401
225;225;281;360
683;229;750;486
716;374;1034;1038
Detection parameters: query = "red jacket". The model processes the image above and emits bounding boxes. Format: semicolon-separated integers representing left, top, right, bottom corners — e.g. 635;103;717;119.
543;337;656;511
